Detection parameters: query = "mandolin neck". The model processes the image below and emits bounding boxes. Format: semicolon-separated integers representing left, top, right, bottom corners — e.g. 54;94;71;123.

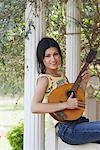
71;62;89;92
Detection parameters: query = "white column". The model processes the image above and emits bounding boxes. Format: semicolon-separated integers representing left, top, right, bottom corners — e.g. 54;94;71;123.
24;1;45;150
66;0;81;82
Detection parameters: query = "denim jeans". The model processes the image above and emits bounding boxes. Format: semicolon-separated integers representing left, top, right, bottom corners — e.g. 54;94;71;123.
56;117;100;145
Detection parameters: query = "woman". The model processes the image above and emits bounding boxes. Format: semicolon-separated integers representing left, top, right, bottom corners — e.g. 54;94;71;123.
31;37;100;145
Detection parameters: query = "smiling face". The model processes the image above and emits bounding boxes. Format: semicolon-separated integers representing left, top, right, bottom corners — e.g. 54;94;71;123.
43;47;61;73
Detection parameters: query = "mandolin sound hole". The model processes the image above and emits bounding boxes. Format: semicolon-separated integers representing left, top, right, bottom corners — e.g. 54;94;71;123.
66;90;76;98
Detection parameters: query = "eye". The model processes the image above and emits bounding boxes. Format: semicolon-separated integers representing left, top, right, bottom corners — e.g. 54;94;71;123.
45;54;51;57
54;52;59;56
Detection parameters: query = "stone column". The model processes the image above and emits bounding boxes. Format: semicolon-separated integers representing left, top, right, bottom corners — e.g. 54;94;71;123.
66;0;81;82
24;1;45;150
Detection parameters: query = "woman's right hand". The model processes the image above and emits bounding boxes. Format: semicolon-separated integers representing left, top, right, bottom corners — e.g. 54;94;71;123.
65;93;85;109
65;93;78;109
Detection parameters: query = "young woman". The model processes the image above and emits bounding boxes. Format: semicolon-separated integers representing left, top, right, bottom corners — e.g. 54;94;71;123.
31;37;100;145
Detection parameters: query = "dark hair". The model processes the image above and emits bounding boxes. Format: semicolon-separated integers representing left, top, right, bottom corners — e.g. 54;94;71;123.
37;37;62;73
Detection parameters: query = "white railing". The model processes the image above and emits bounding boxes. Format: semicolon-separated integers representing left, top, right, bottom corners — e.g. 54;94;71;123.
85;76;100;121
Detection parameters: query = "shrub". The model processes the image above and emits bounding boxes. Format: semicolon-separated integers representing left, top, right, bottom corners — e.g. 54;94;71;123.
7;121;24;150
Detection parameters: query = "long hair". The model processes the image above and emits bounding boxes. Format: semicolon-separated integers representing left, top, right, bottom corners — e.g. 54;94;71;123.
37;37;62;74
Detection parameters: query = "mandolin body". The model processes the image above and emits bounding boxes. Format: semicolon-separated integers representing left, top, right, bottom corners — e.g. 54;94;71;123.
48;83;85;122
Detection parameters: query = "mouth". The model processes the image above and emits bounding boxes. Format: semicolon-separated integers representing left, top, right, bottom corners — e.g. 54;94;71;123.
50;62;57;65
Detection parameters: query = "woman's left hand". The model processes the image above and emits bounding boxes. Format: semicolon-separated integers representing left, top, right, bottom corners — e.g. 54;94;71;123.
81;70;90;91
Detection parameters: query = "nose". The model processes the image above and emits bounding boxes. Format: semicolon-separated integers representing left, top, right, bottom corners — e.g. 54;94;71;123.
51;55;56;61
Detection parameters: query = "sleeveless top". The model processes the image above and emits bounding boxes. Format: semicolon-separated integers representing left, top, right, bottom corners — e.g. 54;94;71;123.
37;73;69;103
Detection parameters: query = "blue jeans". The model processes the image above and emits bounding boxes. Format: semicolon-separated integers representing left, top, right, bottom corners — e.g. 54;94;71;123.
56;117;100;145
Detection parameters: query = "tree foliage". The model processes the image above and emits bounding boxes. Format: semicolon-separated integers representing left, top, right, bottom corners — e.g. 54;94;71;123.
0;0;26;95
7;121;23;150
45;0;66;71
0;0;99;96
81;0;100;76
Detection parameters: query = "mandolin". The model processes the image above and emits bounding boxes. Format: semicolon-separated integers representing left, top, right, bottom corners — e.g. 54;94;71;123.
48;49;97;122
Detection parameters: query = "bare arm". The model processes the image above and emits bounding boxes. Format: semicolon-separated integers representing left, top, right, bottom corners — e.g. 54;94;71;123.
31;76;79;113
